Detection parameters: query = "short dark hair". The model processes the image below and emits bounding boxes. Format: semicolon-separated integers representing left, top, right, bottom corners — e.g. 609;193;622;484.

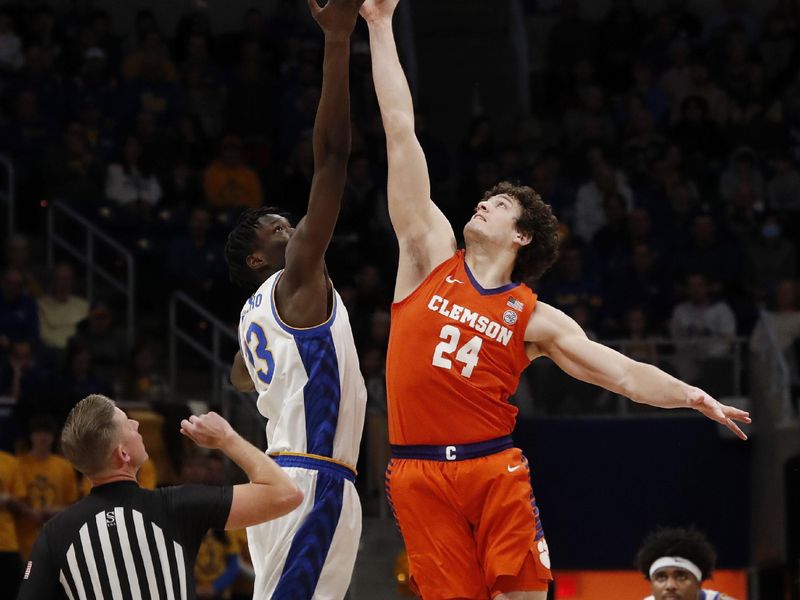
635;527;717;581
482;181;560;285
224;207;283;291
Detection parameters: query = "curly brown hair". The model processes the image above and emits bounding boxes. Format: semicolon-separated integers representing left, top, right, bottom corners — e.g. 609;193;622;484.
481;181;560;285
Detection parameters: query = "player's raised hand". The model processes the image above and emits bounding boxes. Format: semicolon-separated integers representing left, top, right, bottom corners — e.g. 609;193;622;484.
687;387;751;440
359;0;400;23
180;411;237;449
309;0;365;41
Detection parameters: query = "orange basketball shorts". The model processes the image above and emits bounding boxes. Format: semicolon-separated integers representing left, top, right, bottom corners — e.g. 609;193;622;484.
385;446;552;600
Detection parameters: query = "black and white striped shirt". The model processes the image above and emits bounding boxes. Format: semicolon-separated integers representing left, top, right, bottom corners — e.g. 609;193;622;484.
17;480;233;600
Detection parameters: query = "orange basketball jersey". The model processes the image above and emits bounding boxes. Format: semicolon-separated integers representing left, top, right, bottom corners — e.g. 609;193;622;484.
387;250;537;445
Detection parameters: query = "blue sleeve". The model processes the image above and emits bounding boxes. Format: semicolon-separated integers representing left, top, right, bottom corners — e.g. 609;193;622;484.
212;554;240;594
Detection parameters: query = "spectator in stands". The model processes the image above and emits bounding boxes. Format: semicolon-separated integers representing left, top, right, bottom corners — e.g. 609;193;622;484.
759;9;796;83
0;268;39;351
620;307;659;364
671;95;725;179
42;120;104;206
0;448;25;598
670;272;737;389
68;300;127;385
719;146;765;208
0;339;51;407
574;157;634;242
674;213;739;295
226;37;279;141
750;279;800;399
105;134;163;215
166;206;227;307
180;32;228;139
58;341;112;420
115;341;167;405
0;9;23;72
529;150;575;224
671;273;737;355
15;415;79;560
672;57;730;125
766;152;800;237
742;212;797;299
636;526;739;600
607;242;673;329
122;30;177;82
203;135;263;209
562;84;617;153
190;452;242;600
3;234;43;297
38;263;89;354
541;244;604;321
1;90;55;224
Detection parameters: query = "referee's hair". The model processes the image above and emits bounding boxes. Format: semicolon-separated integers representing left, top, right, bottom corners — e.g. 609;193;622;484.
62;394;119;476
635;526;717;581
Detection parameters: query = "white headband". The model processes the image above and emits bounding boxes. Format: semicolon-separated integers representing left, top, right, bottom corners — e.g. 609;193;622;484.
649;556;703;582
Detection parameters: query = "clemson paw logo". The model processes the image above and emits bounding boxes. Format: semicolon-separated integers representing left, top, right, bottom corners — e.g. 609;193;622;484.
537;538;551;569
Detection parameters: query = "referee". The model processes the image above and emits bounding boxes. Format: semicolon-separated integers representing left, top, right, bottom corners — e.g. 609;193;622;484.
16;394;303;599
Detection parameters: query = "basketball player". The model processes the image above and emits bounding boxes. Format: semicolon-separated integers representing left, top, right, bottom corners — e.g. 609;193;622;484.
224;1;367;598
636;527;739;600
360;1;751;598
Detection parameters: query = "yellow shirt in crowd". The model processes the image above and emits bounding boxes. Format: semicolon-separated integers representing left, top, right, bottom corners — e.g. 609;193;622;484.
195;529;240;597
0;451;25;553
16;453;79;559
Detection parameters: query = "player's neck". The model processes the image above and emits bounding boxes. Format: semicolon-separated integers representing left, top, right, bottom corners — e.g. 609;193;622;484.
464;245;514;289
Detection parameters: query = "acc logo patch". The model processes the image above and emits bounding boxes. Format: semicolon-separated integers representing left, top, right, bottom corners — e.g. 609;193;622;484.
502;309;518;325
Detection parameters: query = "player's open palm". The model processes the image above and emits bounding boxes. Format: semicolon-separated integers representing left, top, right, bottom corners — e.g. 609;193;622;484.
687;387;751;440
180;411;236;449
359;0;400;23
309;0;365;41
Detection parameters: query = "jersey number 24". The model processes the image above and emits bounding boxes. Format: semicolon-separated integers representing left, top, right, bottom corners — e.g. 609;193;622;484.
432;324;483;377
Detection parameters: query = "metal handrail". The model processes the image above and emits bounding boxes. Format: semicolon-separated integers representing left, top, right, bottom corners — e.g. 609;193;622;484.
0;155;15;237
46;201;136;348
169;291;239;406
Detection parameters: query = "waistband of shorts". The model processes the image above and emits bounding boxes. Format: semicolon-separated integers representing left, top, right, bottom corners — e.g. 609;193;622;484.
390;435;514;461
270;452;356;482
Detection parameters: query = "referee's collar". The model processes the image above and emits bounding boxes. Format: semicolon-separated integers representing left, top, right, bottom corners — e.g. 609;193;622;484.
90;480;141;493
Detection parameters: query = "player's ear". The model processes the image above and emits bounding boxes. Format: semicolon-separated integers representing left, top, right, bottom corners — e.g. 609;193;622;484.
245;252;267;270
514;229;532;247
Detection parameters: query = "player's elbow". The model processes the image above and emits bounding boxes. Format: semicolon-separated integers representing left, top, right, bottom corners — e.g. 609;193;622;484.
275;483;304;517
618;360;649;403
382;110;415;141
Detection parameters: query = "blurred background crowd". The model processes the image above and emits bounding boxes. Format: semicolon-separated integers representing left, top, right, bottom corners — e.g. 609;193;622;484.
0;0;799;597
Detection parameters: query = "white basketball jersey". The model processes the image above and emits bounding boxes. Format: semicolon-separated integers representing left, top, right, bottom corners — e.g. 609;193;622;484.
237;271;367;467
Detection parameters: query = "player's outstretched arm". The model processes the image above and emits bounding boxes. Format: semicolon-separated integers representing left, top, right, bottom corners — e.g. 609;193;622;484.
280;0;361;319
362;0;456;299
525;302;752;440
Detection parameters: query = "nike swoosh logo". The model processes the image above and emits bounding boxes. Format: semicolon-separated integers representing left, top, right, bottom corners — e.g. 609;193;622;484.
507;465;521;472
445;276;463;284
